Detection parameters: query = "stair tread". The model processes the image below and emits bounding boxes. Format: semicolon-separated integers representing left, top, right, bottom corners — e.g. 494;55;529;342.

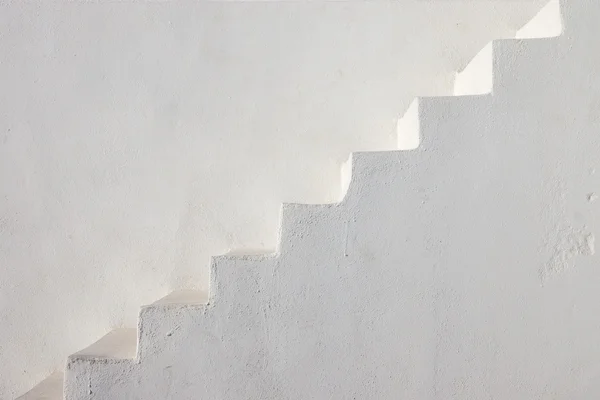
151;289;209;306
224;248;275;256
17;372;63;400
72;328;137;360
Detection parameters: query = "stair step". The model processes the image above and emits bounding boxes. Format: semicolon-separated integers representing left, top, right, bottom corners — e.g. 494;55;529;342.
151;289;209;306
70;328;137;361
397;97;422;150
17;372;63;400
454;42;493;96
18;2;584;398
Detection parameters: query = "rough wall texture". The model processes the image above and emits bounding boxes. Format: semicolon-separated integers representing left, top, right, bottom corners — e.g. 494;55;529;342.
18;0;600;398
1;1;550;398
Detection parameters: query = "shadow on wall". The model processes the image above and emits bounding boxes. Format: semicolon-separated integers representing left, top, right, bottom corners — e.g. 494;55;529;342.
0;1;548;398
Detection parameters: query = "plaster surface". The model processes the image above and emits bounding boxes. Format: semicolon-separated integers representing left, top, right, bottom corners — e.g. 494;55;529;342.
21;0;600;398
2;1;551;398
56;0;600;400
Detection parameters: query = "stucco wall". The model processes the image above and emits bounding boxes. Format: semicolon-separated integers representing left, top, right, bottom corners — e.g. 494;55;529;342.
1;1;546;398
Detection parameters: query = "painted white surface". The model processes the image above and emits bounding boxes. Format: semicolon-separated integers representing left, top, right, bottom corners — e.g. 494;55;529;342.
0;1;553;398
54;2;600;398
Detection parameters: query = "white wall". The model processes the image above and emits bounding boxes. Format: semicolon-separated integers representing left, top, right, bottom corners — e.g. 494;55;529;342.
1;1;546;398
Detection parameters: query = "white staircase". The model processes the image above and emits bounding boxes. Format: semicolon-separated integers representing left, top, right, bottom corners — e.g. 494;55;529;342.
20;0;600;398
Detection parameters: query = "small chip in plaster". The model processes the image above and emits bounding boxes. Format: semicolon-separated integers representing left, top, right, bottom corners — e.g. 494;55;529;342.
541;230;595;283
585;233;596;255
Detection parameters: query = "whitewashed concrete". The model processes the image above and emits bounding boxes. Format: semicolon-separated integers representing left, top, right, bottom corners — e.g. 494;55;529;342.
1;1;550;398
19;0;600;398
